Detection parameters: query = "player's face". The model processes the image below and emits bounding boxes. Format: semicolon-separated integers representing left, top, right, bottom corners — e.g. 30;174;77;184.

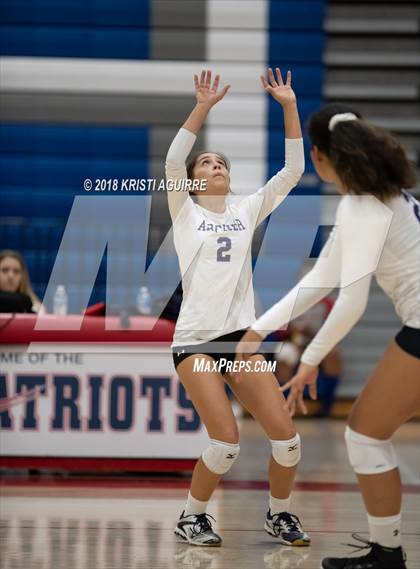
192;153;230;195
310;146;346;194
310;146;335;182
0;256;23;293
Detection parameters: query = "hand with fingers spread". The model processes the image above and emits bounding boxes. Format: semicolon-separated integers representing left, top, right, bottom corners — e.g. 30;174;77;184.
280;362;318;417
194;70;231;108
181;70;230;135
260;67;297;108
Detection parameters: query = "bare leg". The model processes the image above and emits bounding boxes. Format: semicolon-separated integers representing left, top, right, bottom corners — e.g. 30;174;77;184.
177;355;239;501
348;341;420;517
225;355;297;499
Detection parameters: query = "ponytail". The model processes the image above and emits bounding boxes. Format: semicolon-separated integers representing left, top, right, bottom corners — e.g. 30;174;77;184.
309;103;416;200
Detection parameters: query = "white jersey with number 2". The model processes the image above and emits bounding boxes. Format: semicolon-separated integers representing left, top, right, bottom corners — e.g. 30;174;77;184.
166;128;304;348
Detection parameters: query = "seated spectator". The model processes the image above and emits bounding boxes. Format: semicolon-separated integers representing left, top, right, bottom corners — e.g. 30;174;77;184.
0;250;45;314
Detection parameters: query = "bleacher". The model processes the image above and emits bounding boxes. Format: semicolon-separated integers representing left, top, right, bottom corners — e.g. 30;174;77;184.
0;0;326;315
1;1;417;396
322;0;420;395
0;121;150;308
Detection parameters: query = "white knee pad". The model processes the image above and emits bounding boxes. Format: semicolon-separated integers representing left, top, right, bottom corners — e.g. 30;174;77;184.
201;439;240;475
271;434;301;467
345;426;398;475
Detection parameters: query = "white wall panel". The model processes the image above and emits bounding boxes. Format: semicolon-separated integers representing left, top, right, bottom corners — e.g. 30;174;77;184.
205;0;268;203
207;30;267;62
206;127;266;159
228;159;267;194
0;57;267;95
206;95;266;127
207;0;268;30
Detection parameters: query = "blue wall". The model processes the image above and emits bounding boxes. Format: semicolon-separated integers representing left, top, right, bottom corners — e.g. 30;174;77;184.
0;0;150;58
0;0;326;311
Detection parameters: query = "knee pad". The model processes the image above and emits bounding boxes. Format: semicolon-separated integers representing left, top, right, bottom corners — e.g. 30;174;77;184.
271;433;301;467
201;439;240;475
345;426;398;475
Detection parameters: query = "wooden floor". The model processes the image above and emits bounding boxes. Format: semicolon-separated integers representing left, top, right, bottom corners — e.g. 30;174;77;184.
1;418;419;569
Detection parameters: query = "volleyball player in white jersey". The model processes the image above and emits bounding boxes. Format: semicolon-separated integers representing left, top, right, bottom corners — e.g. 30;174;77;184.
236;103;419;568
166;69;310;547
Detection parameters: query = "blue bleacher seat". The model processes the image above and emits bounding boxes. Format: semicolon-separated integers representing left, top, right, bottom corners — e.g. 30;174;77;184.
0;26;150;59
0;124;149;159
269;1;324;31
0;0;150;27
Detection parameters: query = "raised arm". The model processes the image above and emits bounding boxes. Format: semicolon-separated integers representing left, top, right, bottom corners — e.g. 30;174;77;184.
165;70;230;221
241;68;304;227
262;68;302;140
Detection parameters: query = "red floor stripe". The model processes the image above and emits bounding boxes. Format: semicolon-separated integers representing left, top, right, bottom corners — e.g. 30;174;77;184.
0;456;196;472
0;476;419;494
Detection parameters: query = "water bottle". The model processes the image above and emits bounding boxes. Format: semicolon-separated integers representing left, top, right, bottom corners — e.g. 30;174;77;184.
136;286;152;315
53;285;68;315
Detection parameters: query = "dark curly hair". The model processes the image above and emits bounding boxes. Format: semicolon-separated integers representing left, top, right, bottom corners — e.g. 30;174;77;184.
308;103;416;200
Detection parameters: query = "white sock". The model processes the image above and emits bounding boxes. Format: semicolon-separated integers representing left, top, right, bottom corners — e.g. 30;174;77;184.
367;512;402;549
184;492;208;516
269;494;291;515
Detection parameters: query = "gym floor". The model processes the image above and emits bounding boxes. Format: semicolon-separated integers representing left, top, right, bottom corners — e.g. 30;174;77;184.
1;418;419;569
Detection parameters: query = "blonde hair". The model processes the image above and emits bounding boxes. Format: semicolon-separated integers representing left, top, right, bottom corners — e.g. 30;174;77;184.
0;249;43;312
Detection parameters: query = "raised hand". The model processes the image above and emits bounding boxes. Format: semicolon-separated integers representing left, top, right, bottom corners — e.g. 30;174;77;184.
260;67;296;108
194;70;231;108
280;362;318;416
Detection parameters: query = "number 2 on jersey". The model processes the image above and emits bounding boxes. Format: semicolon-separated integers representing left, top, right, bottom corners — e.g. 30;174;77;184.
217;237;232;262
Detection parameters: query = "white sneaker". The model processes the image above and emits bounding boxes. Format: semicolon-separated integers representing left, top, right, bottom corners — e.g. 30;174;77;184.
264;510;310;546
174;511;222;547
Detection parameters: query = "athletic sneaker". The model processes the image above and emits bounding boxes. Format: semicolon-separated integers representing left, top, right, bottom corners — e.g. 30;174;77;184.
264;510;311;546
321;534;407;569
174;511;222;546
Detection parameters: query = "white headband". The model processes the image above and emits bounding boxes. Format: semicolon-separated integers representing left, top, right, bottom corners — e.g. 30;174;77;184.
328;112;357;131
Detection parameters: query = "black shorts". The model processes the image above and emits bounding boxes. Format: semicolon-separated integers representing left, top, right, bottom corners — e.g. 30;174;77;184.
172;328;269;372
395;326;420;359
